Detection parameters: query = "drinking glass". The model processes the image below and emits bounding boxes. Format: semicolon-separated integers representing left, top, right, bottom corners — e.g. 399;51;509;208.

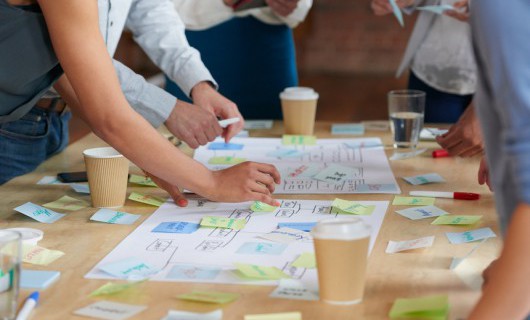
388;90;426;149
0;230;21;320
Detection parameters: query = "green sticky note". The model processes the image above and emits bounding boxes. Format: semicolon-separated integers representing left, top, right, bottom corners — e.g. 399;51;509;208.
128;192;166;206
392;196;436;206
235;263;289;280
244;312;302;320
200;216;246;230
129;174;157;187
43;195;89;211
208;156;246;165
89;280;145;297
250;201;278;212
331;198;375;215
291;253;316;269
389;295;449;319
431;215;482;225
282;135;317;146
177;291;240;304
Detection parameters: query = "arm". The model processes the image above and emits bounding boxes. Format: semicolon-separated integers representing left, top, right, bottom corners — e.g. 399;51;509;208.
263;0;312;28
436;104;484;157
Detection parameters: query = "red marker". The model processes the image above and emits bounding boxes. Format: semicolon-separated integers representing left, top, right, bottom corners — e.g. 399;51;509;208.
409;191;480;200
432;149;450;158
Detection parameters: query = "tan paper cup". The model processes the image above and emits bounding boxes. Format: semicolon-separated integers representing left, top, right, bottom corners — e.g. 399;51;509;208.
312;217;371;305
83;147;129;208
280;87;319;135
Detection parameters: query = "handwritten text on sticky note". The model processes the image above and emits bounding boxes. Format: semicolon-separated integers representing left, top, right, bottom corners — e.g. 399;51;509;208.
392;196;435;206
200;216;246;230
14;202;65;223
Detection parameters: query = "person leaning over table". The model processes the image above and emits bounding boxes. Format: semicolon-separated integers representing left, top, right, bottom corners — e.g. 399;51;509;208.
467;1;530;319
0;0;281;206
167;0;312;120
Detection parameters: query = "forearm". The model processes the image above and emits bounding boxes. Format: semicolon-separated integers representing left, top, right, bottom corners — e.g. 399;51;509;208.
273;0;313;28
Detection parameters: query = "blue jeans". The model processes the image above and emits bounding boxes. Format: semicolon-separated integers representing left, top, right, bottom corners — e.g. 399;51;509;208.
0;106;71;184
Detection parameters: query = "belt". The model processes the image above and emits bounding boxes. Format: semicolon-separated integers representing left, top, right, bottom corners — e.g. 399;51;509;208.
35;98;68;114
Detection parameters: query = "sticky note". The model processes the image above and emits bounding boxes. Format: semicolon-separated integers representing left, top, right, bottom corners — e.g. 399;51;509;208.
14;202;65;223
236;242;287;255
386;236;435;254
208;156;246;165
129;174;157;187
362;120;389;131
277;222;316;232
90;209;141;225
431;215;482;225
90;280;145;297
99;258;159;280
291;253;316;269
416;4;455;14
389;295;449;319
200;216;246;230
392;196;435;206
74;301;147;320
388;0;404;27
162;309;222;320
266;149;307;158
128;192;166;206
207;142;244;150
166;265;221;280
445;227;496;244
235;263;289;280
331;123;365;135
395;205;449;220
313;164;358;185
282;135;317;146
250;201;278;212
20;270;60;289
43;195;89;211
331;198;375;215
244;120;273;129
177;291;240;304
402;173;445;185
270;279;318;301
21;244;64;266
70;183;90;194
258;228;311;244
244;312;302;320
389;148;427;160
152;221;199;234
36;176;66;185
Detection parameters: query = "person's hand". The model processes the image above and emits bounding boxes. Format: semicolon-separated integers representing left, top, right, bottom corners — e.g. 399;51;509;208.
478;157;493;191
266;0;299;17
445;0;470;22
164;99;223;149
371;0;415;16
191;82;244;143
143;172;189;207
436;105;484;157
206;162;282;206
481;259;498;290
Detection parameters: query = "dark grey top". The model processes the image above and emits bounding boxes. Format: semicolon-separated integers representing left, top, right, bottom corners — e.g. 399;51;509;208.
0;0;63;123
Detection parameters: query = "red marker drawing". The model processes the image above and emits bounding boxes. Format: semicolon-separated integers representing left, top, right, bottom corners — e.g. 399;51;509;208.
409;191;480;200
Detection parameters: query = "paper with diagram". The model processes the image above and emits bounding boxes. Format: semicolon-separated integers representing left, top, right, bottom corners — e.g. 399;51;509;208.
85;199;389;290
193;137;400;194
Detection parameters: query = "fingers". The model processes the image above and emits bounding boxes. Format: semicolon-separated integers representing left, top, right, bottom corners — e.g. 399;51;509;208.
250;191;280;207
145;173;188;207
371;0;393;15
266;0;297;16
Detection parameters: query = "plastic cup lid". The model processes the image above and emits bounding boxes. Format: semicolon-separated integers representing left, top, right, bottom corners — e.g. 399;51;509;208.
311;217;370;240
83;147;123;159
280;87;319;101
3;228;43;245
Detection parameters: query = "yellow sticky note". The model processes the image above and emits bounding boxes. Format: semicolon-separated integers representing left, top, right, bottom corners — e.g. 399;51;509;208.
431;215;482;225
177;291;240;304
331;198;375;215
43;195;89;211
291;253;316;269
208;156;246;165
21;244;64;266
389;295;449;319
90;280;145;297
282;135;317;146
250;201;278;212
392;196;435;206
235;263;289;280
244;312;302;320
129;174;158;187
200;216;246;230
128;192;166;206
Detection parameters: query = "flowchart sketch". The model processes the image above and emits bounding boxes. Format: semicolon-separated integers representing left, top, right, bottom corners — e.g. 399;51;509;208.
85;199;389;290
193;137;400;194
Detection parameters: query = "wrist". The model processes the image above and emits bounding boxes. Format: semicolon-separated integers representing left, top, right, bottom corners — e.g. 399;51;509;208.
190;81;215;100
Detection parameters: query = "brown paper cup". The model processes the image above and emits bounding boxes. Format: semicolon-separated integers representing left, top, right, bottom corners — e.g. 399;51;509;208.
312;217;371;305
280;87;319;135
83;147;129;208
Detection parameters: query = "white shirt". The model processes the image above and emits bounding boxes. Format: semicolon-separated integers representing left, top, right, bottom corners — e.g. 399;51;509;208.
173;0;312;30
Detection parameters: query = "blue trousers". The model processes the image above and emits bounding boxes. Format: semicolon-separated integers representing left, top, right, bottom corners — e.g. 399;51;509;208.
0;106;71;184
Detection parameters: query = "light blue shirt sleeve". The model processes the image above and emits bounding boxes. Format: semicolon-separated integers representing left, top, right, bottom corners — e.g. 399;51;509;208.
125;0;217;97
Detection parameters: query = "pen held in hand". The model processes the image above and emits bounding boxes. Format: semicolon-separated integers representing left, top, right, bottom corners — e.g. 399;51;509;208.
218;117;241;128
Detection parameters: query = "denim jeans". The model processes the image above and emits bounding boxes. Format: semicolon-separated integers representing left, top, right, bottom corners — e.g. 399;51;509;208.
0;106;71;184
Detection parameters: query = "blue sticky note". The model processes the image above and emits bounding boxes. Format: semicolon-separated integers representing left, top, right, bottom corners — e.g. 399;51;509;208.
21;270;60;289
166;265;221;280
402;173;445;185
267;149;307;158
14;202;65;223
90;209;140;225
152;222;199;234
446;228;497;244
389;0;404;27
331;123;365;135
278;222;317;232
207;142;244;150
100;258;159;280
236;242;287;255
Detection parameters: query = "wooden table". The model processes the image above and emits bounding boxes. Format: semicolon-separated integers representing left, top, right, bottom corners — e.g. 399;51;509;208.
0;122;500;320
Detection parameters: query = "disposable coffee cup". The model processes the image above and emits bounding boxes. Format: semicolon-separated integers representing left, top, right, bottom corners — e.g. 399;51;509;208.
83;147;129;208
280;87;319;135
312;217;371;305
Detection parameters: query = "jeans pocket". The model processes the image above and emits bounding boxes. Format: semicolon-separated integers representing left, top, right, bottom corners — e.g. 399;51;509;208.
0;111;50;140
